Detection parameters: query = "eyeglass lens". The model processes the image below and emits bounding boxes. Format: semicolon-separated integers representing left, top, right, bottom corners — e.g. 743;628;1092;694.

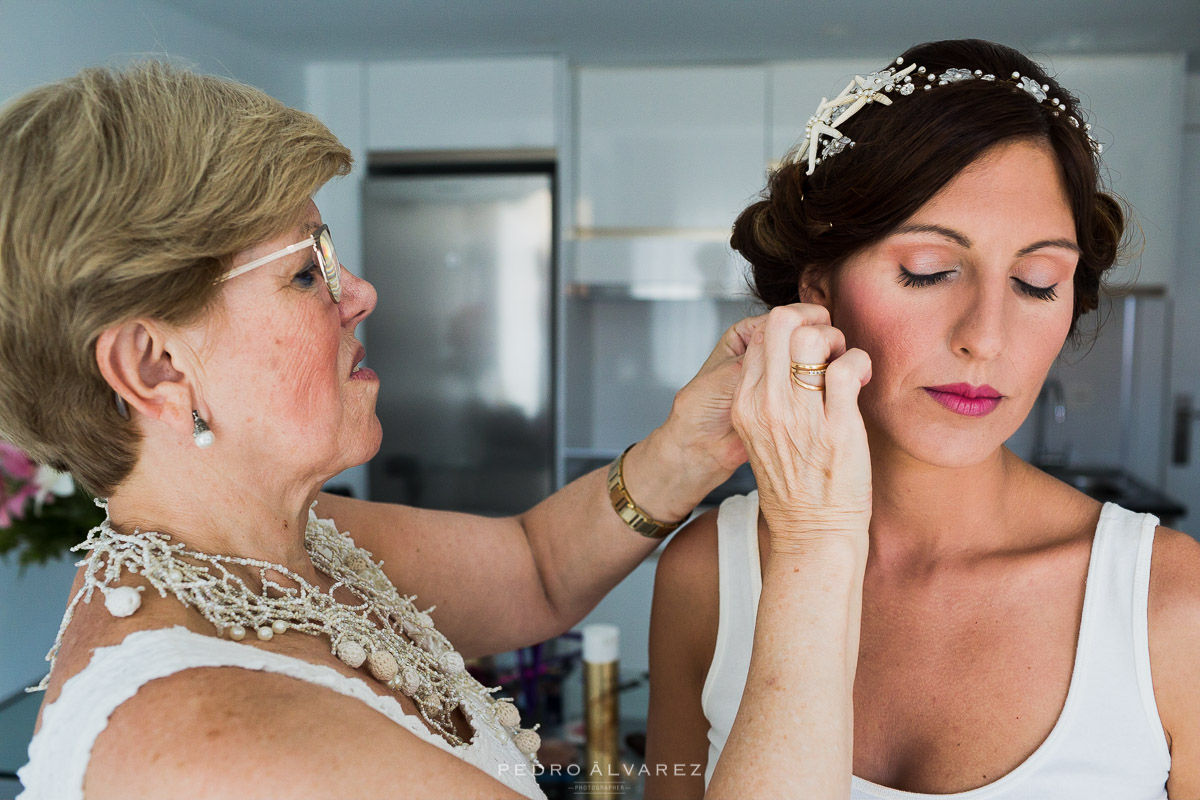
316;226;342;303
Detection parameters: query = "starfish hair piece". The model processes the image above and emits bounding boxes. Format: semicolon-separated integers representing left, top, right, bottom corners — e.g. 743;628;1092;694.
792;57;1103;177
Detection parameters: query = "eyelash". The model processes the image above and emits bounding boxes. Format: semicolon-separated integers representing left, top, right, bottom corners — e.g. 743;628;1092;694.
1017;281;1058;301
293;262;319;288
898;266;953;289
897;266;1058;301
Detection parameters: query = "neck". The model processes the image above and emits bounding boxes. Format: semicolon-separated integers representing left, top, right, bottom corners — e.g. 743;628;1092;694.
866;441;1032;571
106;440;322;582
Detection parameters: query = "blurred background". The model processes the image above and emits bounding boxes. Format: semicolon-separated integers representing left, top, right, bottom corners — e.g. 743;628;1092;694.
1;1;1198;796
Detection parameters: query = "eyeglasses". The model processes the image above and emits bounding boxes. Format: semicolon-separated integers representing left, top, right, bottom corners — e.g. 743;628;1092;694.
216;223;342;303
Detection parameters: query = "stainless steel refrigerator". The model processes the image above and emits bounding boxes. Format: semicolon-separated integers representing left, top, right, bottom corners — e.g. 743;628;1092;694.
363;167;555;515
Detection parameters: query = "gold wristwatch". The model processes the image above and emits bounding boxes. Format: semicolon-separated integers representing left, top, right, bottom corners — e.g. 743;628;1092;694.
606;443;689;539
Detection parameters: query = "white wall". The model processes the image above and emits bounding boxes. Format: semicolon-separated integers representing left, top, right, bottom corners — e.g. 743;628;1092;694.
0;0;302;106
0;0;304;701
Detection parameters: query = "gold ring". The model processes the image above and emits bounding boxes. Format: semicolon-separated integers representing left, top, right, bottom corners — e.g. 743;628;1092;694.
791;362;829;375
791;374;825;391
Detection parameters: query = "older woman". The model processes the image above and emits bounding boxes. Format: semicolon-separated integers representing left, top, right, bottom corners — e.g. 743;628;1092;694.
1;62;871;800
647;39;1200;799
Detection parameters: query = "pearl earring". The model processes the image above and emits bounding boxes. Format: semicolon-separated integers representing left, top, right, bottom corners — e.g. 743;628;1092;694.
192;411;214;448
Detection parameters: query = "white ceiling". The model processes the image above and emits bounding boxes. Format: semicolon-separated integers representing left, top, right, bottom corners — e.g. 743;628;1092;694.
155;0;1200;66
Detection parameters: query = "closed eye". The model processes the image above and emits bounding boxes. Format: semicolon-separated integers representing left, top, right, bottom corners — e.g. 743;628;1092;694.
898;265;954;288
1013;278;1058;301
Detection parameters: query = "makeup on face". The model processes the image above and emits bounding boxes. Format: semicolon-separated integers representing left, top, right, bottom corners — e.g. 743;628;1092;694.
923;383;1003;417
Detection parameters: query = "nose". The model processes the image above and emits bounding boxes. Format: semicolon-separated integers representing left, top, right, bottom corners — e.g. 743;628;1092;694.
338;265;377;325
950;278;1005;361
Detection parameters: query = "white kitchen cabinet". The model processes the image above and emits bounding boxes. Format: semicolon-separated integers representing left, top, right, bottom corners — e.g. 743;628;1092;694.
366;58;558;152
576;66;767;230
568;234;748;293
1051;55;1186;291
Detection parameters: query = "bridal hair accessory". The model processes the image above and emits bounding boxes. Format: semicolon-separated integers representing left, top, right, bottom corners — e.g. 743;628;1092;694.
191;411;214;448
795;57;1102;176
790;362;828;392
32;501;541;763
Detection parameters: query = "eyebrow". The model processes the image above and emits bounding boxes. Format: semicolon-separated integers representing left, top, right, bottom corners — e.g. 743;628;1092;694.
302;221;322;237
1016;238;1081;257
893;223;1080;257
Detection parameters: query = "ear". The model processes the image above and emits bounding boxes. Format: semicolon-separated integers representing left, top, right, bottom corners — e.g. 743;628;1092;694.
95;321;199;439
799;271;833;309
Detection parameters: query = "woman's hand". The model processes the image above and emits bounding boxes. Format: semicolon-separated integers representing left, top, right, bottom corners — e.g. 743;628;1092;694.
648;312;767;469
731;304;873;554
622;313;768;522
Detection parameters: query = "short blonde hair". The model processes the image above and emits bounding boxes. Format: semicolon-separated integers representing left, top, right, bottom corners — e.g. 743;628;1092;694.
0;61;352;496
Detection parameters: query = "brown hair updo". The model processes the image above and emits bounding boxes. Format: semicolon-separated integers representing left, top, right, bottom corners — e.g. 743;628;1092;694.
731;39;1123;338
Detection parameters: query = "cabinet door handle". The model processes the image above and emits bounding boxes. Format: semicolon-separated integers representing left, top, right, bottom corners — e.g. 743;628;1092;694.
1172;394;1200;465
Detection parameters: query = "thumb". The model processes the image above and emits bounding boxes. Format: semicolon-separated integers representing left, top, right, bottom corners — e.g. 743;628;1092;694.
822;348;871;428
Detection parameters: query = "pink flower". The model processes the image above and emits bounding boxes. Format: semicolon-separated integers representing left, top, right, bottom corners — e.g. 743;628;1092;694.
0;481;36;527
0;440;39;528
0;441;36;482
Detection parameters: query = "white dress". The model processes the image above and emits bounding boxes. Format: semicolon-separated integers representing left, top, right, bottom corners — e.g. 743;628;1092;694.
701;492;1170;799
16;513;547;800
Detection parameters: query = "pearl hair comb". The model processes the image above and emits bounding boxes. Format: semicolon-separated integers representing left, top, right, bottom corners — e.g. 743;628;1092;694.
794;56;1103;176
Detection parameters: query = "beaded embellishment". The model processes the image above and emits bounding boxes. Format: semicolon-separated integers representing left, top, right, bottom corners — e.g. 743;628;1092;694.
31;501;540;765
795;57;1102;175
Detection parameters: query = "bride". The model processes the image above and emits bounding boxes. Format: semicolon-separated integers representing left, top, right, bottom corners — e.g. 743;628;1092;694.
646;39;1199;799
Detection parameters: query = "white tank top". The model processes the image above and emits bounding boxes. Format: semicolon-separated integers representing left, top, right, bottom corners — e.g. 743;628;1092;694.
16;626;545;800
701;492;1171;798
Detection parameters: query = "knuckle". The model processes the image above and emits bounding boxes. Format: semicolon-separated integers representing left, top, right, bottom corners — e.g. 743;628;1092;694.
800;302;831;325
791;325;825;352
846;347;870;364
766;305;799;330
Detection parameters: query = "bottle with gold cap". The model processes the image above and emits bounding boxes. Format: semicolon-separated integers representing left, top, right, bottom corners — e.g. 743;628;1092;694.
582;624;621;798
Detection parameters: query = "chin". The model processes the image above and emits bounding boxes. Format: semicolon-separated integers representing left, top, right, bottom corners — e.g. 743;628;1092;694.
335;416;384;473
356;416;384;464
869;413;1015;470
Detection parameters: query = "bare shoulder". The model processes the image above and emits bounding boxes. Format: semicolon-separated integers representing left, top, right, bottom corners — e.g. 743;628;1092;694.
652;507;722;682
39;563;211;709
658;506;720;579
655;507;720;611
1148;525;1200;641
645;507;723;798
84;666;524;800
1147;525;1200;796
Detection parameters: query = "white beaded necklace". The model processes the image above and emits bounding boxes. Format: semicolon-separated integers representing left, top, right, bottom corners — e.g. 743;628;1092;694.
32;502;541;764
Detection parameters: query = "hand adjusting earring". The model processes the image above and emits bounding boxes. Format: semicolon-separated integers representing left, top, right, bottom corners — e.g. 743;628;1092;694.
192;410;214;448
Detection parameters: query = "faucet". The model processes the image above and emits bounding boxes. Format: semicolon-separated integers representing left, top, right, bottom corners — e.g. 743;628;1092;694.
1032;378;1069;467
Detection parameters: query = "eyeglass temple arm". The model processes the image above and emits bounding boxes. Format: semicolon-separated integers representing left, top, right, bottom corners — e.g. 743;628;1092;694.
217;237;316;283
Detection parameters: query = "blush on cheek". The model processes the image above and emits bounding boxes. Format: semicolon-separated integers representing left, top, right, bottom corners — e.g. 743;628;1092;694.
829;277;923;413
259;311;343;426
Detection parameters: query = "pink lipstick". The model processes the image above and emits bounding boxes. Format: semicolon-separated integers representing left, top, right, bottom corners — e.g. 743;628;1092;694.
924;383;1002;417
